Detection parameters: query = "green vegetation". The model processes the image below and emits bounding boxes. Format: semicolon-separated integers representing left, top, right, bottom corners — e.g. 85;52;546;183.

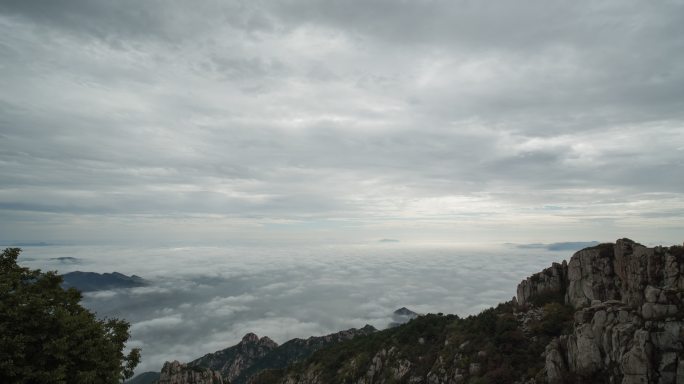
593;242;616;258
253;297;574;384
0;248;140;383
529;289;566;307
533;302;574;337
668;244;684;258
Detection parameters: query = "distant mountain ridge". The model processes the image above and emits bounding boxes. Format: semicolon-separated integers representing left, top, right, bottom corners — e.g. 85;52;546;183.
50;256;81;263
132;308;416;384
190;325;377;384
60;271;147;292
132;307;418;384
148;325;377;384
515;241;600;251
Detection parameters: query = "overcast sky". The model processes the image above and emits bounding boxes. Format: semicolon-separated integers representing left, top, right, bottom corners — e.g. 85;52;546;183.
1;0;683;246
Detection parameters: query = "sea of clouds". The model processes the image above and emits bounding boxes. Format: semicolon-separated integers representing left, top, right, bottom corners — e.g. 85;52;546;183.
17;243;574;374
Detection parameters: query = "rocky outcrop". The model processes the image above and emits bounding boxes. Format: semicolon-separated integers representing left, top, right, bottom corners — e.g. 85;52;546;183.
544;299;684;383
517;261;568;307
517;239;684;311
158;361;224;384
566;240;684;309
516;239;684;383
190;333;278;382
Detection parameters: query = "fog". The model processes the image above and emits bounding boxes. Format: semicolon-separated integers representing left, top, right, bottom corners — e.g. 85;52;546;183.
17;243;578;374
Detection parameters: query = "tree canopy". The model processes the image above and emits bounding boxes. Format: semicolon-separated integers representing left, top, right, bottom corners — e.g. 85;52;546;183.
0;248;140;383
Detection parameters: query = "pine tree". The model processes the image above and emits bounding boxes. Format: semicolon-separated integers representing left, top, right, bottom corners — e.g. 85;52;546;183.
0;248;140;383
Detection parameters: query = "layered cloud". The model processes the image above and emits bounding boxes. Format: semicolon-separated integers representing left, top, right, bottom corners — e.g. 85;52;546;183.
1;1;683;245
18;243;584;373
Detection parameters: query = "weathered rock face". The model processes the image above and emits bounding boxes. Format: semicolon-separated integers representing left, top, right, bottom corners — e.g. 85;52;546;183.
517;239;684;311
563;239;680;310
158;361;224;384
517;239;684;384
545;299;684;384
517;261;568;307
190;333;278;382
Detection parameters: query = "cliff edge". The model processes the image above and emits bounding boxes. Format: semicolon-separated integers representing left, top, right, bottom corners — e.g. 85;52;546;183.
517;238;684;383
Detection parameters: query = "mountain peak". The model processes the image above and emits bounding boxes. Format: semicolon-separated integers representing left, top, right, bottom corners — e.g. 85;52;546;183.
393;307;417;316
259;336;278;349
241;333;260;344
388;307;419;328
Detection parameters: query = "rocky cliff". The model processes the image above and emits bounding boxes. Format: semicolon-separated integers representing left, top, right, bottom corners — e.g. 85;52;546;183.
158;361;224;384
517;239;684;310
521;239;684;383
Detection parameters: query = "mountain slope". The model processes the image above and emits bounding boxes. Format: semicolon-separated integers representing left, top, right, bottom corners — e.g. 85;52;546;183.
235;325;377;383
249;239;684;384
189;333;278;383
167;326;378;384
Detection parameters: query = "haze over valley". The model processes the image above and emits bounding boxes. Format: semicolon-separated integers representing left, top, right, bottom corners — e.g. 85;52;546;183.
16;243;579;373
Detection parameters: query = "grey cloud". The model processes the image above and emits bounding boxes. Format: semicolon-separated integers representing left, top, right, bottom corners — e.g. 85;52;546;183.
1;1;683;245
0;0;275;42
200;54;290;81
